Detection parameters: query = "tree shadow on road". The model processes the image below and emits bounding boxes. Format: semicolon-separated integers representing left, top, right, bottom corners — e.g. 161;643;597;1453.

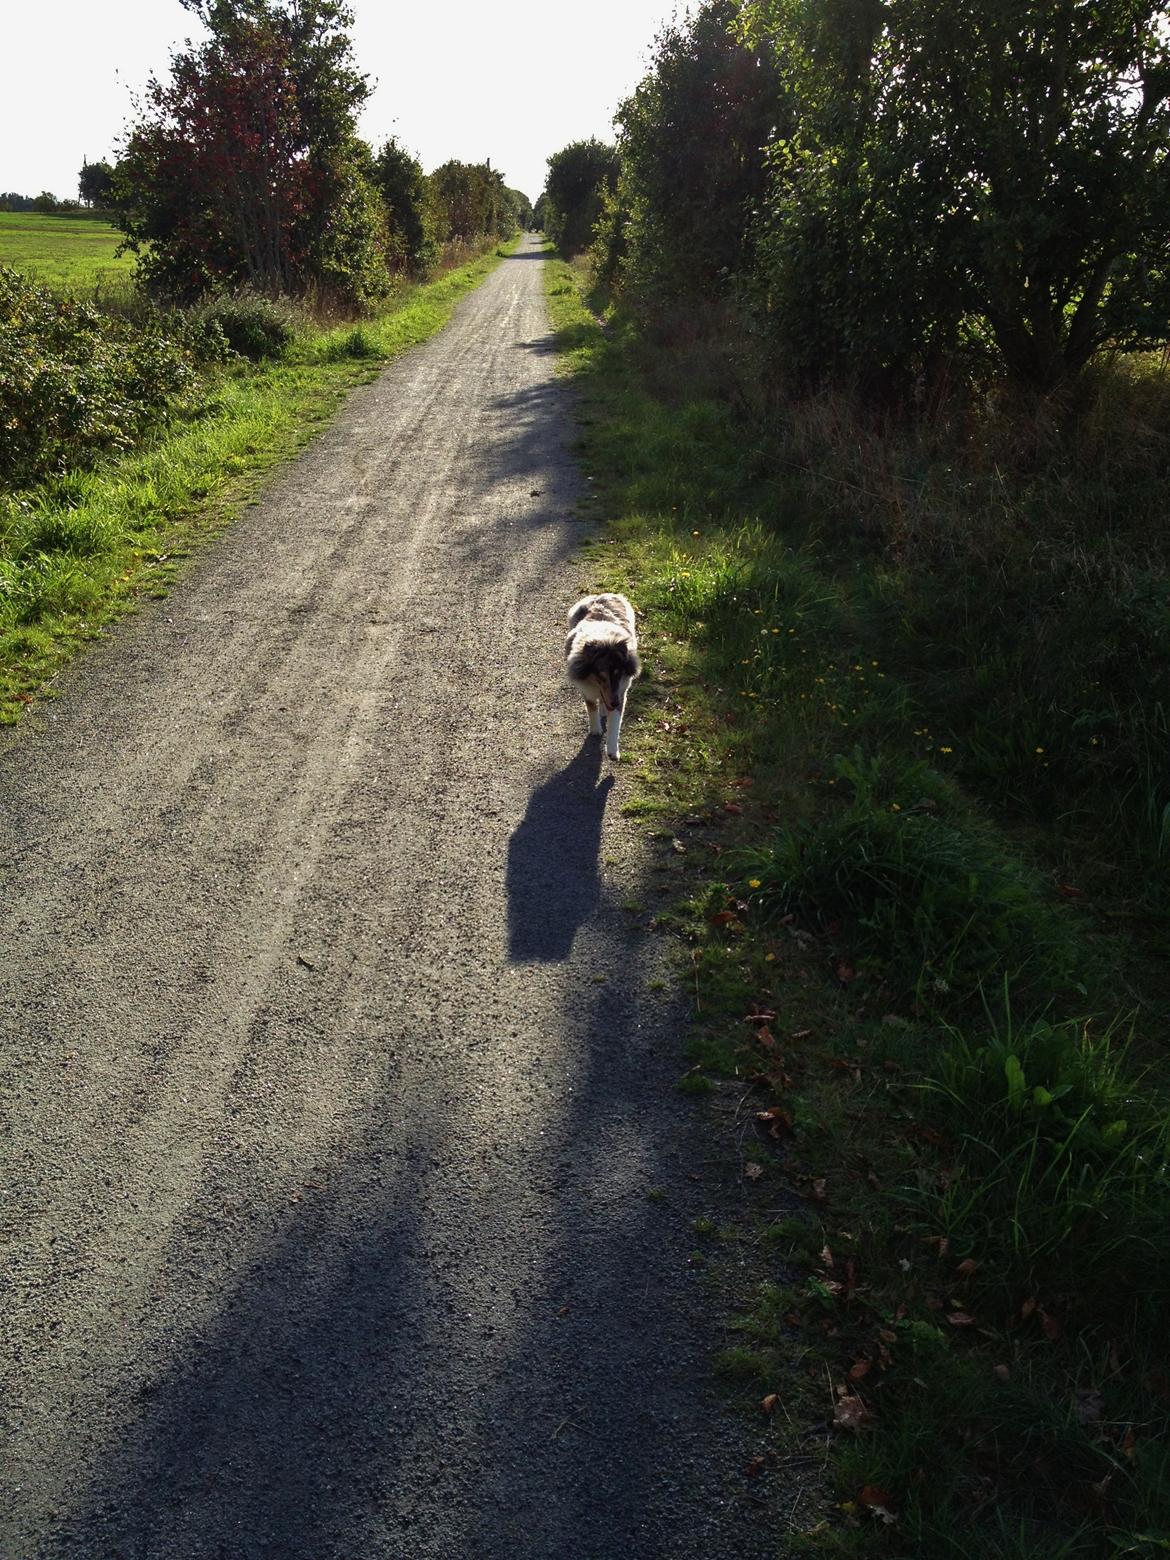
505;739;614;962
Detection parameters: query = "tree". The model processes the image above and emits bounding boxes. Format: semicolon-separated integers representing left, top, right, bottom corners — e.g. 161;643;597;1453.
602;0;782;304
740;0;1170;389
78;160;116;208
371;137;436;276
542;140;619;255
506;188;534;229
426;161;516;245
115;0;389;307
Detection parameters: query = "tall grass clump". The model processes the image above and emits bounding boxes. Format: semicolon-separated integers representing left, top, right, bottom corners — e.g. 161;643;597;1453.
188;293;300;361
739;749;1087;1013
912;1009;1170;1321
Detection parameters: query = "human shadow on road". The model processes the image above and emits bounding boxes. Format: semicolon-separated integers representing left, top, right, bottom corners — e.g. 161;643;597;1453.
505;739;614;962
54;864;782;1560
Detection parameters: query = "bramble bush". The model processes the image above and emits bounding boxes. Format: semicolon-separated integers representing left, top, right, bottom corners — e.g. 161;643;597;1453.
188;293;298;361
0;266;227;490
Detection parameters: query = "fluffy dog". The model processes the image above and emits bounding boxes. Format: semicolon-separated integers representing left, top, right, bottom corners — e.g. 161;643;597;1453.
565;593;641;760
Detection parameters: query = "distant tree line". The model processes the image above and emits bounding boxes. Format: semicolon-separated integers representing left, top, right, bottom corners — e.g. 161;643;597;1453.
1;162;117;213
542;0;1170;393
1;192;86;214
12;0;529;310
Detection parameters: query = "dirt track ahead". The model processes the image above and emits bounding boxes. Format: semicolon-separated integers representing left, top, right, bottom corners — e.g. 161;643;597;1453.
0;235;782;1558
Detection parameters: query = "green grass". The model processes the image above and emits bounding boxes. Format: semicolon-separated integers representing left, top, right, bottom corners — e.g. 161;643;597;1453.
0;211;135;297
0;240;514;721
544;250;1170;1556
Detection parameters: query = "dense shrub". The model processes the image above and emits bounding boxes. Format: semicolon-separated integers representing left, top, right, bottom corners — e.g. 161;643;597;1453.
0;266;225;490
189;293;298;360
371;138;438;277
739;0;1170;390
426;161;518;247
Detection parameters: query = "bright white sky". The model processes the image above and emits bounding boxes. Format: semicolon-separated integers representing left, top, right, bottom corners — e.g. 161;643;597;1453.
1;0;682;206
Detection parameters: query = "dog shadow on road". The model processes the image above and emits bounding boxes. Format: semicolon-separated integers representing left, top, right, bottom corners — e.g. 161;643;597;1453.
506;740;614;962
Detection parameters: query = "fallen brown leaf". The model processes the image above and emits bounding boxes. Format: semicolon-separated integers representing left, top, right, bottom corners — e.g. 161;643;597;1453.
947;1310;976;1327
761;1393;779;1415
756;1105;793;1136
833;1391;871;1433
858;1485;895;1510
744;1162;765;1183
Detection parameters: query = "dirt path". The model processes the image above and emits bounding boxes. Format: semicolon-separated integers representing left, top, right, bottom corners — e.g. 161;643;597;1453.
0;235;783;1558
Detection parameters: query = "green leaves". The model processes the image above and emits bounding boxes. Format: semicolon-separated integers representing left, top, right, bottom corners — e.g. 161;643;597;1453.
0;267;217;491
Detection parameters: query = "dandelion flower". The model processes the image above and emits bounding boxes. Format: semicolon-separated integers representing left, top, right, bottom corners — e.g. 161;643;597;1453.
748;878;762;889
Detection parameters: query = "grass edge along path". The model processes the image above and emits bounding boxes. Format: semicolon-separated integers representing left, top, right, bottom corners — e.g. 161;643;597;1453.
0;239;517;724
543;249;1170;1559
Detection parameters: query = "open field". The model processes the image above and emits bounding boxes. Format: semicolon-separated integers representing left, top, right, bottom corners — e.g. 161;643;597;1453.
0;211;135;294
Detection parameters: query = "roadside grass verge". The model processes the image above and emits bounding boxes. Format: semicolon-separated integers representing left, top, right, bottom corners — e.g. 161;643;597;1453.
0;241;513;721
545;251;1170;1555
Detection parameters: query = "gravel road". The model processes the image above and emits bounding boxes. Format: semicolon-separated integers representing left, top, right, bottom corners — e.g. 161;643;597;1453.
0;235;785;1558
